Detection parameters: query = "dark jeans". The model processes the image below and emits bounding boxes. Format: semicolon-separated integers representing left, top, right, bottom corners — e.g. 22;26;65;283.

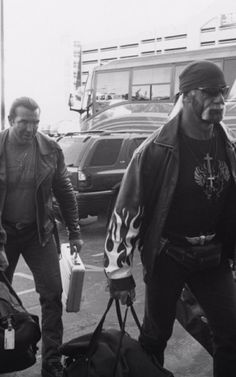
139;246;236;377
4;223;63;365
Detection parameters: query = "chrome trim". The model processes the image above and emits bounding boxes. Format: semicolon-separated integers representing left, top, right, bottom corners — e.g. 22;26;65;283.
185;234;216;245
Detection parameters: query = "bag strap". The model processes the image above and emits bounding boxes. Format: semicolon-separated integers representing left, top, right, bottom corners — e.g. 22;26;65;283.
129;303;142;331
115;298;142;331
112;303;129;376
0;271;25;308
86;298;142;376
86;297;114;359
112;301;142;376
115;298;123;329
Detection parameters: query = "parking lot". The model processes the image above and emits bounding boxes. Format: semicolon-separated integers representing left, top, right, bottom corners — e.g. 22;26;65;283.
2;216;212;377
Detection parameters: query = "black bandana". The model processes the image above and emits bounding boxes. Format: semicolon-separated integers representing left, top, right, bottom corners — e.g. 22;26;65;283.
179;60;226;93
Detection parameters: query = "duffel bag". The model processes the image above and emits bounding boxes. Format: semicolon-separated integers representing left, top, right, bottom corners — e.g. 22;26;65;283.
59;297;174;377
0;271;41;373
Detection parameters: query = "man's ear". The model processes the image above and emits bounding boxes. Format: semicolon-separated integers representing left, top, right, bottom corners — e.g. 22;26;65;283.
8;116;13;126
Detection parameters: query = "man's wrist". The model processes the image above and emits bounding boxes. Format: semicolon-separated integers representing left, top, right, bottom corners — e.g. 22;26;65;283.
68;228;81;240
109;276;136;292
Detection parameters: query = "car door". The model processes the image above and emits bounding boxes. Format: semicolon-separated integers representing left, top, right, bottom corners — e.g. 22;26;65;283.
84;137;126;192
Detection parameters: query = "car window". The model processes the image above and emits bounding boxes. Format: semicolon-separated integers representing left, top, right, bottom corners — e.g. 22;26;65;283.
89;139;123;166
127;138;146;161
58;137;85;166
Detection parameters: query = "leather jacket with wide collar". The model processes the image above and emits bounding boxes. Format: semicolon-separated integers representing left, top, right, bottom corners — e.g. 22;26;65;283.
0;129;80;246
104;113;236;287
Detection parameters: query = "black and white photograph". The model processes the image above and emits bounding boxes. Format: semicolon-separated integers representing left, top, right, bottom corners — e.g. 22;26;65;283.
0;0;236;376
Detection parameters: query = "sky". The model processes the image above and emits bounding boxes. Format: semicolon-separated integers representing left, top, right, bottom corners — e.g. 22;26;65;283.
2;0;236;129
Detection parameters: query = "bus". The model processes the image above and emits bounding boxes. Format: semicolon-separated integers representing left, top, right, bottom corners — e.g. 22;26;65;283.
77;45;236;131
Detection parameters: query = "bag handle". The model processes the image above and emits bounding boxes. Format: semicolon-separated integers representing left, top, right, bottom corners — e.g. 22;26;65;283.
129;302;142;331
112;300;142;376
115;298;123;329
115;297;142;331
86;297;142;376
86;297;116;359
87;298;129;376
112;303;129;376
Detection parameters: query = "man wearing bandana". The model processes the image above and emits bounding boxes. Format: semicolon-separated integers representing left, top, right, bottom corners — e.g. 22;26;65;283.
104;60;236;376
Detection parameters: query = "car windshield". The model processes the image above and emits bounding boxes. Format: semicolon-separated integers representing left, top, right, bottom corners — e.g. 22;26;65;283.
58;137;85;166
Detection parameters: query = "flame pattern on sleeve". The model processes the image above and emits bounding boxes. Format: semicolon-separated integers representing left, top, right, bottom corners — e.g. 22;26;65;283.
104;206;143;279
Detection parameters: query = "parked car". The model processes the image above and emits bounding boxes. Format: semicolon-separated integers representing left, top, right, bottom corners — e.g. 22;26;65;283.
54;101;172;223
54;130;152;222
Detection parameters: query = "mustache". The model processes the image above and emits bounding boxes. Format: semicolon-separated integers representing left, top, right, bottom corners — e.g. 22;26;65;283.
201;105;224;122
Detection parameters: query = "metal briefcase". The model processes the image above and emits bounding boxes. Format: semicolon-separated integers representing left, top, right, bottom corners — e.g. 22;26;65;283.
59;243;85;313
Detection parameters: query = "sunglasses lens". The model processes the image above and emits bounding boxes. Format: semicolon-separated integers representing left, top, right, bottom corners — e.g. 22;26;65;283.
221;86;230;97
200;87;229;98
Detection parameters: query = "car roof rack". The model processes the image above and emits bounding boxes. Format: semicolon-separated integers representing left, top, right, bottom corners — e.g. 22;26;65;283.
98;129;152;135
62;129;153;137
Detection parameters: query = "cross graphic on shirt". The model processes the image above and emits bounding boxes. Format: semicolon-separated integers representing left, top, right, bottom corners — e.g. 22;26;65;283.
204;153;215;189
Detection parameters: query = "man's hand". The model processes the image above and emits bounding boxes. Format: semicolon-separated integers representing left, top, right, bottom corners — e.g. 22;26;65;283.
110;288;136;306
0;247;9;271
69;238;84;255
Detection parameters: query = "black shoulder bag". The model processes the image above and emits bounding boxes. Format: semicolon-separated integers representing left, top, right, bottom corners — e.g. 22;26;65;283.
0;271;41;373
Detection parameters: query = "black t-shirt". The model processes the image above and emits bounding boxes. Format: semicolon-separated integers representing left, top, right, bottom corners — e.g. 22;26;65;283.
163;129;232;236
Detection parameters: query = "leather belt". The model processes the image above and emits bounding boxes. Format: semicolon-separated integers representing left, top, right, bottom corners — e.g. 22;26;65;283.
15;222;32;230
3;220;36;231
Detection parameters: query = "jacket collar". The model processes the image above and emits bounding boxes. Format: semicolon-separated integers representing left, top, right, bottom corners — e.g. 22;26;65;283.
0;129;58;157
153;111;236;148
35;131;58;155
0;129;9;157
153;113;180;148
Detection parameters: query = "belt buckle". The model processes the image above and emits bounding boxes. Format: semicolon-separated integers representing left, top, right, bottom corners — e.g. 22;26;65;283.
199;235;206;246
15;223;25;230
185;234;215;245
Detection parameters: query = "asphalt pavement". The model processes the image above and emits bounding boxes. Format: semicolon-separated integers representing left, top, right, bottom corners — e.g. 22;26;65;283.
1;216;212;377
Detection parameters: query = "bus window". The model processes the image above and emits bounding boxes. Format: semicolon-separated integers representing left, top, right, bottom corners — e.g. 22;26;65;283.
224;58;236;95
133;66;171;84
95;71;129;113
152;84;171;100
132;66;171;100
132;86;150;100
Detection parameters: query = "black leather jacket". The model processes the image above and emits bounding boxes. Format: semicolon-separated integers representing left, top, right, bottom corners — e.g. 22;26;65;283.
104;113;236;289
0;129;80;246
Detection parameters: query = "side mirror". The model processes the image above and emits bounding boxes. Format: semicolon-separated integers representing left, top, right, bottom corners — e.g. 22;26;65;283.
69;107;86;114
68;88;85;114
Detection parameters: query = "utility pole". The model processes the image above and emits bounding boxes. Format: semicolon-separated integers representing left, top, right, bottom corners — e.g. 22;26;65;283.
1;0;5;130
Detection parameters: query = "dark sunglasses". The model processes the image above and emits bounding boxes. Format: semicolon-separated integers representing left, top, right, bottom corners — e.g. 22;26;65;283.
196;86;230;98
